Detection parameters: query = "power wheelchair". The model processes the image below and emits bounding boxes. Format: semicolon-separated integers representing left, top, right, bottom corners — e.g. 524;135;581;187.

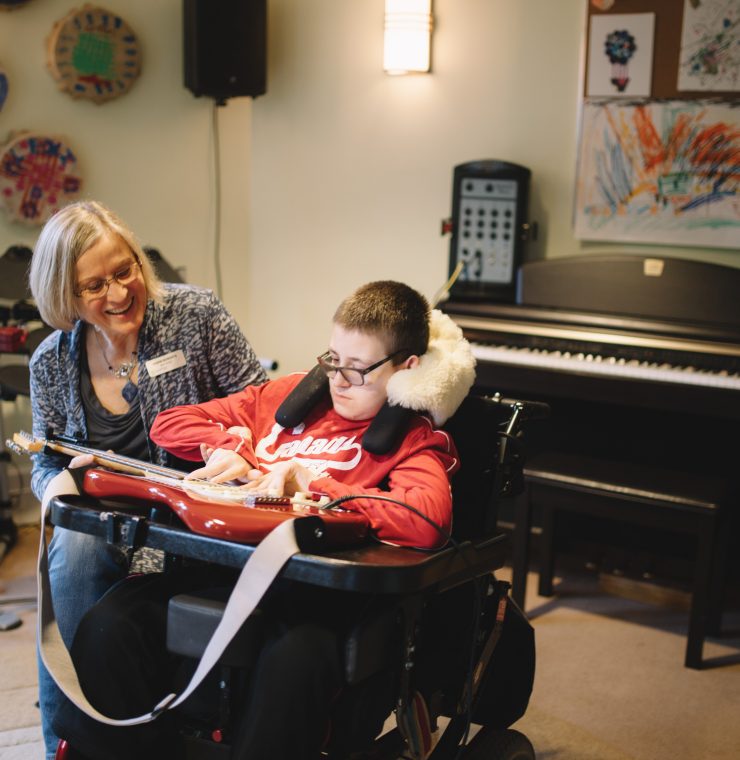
48;391;546;760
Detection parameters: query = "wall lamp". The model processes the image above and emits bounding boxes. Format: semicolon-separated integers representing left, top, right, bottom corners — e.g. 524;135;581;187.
383;0;433;75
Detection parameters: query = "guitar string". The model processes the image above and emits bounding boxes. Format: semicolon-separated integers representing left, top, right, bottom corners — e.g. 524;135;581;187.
17;435;299;500
60;441;279;497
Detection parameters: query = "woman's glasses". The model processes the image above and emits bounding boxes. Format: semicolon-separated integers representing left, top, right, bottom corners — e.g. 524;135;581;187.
316;349;406;386
74;257;141;300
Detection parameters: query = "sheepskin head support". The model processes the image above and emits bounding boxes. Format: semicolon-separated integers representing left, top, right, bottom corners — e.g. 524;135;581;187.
385;309;476;426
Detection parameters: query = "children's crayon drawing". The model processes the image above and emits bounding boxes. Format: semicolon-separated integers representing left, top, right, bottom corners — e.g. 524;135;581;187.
574;99;740;248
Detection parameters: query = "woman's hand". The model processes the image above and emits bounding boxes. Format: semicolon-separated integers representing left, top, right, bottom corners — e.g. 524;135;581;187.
243;460;313;497
68;453;95;469
186;447;257;485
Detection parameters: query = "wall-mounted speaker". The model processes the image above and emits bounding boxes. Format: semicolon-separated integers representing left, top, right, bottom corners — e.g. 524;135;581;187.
183;0;267;102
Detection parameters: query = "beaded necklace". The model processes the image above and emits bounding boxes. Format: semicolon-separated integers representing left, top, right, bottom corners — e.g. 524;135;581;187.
93;328;137;380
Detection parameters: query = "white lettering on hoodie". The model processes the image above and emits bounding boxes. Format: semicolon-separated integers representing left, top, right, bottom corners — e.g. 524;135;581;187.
254;422;363;478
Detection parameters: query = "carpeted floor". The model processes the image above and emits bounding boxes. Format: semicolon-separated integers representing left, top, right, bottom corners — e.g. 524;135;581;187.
0;523;44;760
1;522;739;760
513;570;740;759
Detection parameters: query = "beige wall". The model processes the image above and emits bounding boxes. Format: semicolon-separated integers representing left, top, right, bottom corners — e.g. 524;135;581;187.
0;0;251;299
0;0;737;379
248;0;740;373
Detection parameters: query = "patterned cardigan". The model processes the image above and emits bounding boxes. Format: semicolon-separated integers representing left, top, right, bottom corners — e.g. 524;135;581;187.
29;283;267;500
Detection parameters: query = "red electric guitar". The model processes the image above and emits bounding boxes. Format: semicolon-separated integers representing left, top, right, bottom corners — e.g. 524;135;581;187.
8;432;370;547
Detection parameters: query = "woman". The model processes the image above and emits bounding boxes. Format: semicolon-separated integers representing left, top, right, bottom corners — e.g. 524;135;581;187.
28;200;267;760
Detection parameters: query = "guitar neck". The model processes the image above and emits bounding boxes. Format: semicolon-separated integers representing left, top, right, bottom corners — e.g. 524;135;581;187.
10;431;335;510
42;439;187;481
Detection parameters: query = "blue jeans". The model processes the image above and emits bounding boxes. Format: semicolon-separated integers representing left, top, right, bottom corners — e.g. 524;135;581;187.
38;527;129;759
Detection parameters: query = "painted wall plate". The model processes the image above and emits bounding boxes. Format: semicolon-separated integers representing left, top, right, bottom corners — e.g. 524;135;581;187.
0;132;83;225
46;4;141;104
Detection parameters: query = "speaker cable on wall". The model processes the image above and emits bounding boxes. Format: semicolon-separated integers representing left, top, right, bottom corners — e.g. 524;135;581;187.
211;100;224;301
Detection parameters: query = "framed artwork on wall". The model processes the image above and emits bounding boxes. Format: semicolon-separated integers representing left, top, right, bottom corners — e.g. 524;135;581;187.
574;0;740;250
677;0;739;92
586;13;655;97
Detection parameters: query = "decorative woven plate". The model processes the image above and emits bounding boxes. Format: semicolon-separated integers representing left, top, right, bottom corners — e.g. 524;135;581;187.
0;132;83;225
46;4;141;104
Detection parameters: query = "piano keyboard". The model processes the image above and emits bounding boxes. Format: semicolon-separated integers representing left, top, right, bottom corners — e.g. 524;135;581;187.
472;343;740;391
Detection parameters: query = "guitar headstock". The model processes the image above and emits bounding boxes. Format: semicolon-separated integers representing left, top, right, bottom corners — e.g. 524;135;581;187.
7;431;44;454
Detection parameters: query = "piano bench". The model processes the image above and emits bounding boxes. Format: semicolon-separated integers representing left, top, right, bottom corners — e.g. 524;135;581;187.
510;451;733;670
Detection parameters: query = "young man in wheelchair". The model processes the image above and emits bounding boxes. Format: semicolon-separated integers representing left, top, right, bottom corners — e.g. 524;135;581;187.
52;280;477;759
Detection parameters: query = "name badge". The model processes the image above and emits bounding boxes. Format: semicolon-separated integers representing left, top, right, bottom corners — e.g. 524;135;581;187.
145;350;187;378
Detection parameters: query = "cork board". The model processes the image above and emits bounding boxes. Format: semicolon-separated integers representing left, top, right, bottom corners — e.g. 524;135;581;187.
574;0;740;248
585;0;739;98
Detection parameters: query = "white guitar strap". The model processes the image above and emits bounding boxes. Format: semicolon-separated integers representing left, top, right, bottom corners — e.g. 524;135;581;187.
38;483;301;726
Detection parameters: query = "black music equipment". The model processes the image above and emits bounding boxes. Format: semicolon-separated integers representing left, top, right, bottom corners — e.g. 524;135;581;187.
10;299;40;322
443;160;531;304
0;245;32;300
442;254;740;582
143;247;185;283
183;0;267;102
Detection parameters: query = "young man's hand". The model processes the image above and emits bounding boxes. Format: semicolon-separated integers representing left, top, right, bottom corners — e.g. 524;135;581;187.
243;460;313;497
186;447;257;484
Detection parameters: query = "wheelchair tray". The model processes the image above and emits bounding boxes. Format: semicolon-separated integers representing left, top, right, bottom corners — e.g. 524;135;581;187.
49;496;509;595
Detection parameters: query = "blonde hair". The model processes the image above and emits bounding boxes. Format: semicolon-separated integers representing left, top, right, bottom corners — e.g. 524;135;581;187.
29;200;164;331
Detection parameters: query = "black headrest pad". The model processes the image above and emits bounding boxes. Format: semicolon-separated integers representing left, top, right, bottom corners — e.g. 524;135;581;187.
361;404;415;456
274;365;330;428
274;364;416;456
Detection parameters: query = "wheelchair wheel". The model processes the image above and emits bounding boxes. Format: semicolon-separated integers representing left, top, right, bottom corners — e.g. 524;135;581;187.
463;727;535;760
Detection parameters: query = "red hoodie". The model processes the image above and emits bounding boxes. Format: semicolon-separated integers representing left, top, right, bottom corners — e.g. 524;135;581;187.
150;374;458;549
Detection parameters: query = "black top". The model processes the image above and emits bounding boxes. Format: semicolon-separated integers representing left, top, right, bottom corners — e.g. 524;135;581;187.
80;342;149;461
